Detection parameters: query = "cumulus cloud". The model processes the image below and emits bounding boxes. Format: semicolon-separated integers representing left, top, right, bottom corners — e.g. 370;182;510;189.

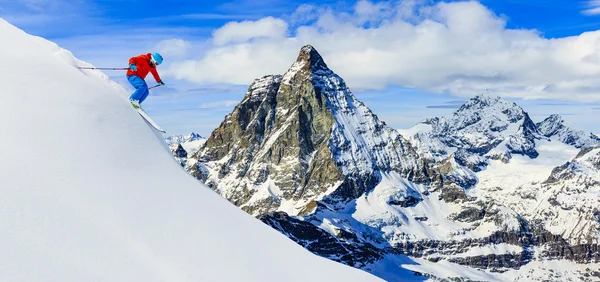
354;0;393;24
212;16;288;45
289;4;319;25
155;39;192;58
168;1;600;102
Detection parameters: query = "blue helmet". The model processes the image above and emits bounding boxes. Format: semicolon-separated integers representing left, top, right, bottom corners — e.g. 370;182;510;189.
151;53;163;65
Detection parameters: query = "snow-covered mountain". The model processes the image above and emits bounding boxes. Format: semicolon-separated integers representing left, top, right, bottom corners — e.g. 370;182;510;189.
184;45;600;281
0;19;381;282
188;45;431;217
531;145;600;244
537;114;600;148
165;132;204;146
166;132;206;166
403;95;544;163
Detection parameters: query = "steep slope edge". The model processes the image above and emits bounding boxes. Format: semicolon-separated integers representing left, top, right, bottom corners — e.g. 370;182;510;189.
0;19;379;282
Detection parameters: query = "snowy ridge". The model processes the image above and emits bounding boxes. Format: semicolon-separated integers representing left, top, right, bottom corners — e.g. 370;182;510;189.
165;132;204;146
0;19;380;282
314;63;422;180
537;114;600;148
406;95;542;163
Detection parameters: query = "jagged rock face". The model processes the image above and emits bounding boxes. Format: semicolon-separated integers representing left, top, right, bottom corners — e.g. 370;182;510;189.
537;114;600;148
190;45;429;216
171;144;187;158
260;212;384;268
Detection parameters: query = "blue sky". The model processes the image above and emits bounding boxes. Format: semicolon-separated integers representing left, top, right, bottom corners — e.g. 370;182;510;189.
1;0;600;136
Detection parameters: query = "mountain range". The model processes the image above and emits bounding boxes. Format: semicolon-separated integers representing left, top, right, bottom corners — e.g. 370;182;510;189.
179;45;600;281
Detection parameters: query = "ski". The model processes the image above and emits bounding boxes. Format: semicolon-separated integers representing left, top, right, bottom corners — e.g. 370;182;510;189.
136;108;166;133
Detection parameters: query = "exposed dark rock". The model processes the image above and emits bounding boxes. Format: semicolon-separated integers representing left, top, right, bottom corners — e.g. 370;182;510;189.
453;149;487;172
260;212;384;268
451;207;486;223
389;195;422;208
439;185;469;203
171;144;187;158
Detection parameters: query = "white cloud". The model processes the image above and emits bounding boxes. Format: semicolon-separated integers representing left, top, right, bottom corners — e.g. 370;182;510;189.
354;0;393;24
582;0;600;15
212;16;288;46
168;1;600;102
155;39;192;58
289;4;318;25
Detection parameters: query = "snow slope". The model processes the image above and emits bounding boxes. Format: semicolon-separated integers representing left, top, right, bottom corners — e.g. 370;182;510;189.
0;19;380;282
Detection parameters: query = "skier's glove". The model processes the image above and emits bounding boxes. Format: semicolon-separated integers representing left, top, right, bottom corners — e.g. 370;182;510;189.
129;64;137;71
158;81;165;86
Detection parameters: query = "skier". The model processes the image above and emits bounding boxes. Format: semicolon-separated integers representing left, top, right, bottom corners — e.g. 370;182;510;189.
126;52;164;109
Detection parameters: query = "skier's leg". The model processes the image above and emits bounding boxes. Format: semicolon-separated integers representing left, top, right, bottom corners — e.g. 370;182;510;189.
127;75;148;101
139;86;150;103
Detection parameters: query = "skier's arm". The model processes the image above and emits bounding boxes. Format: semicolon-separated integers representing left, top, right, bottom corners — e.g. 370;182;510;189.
128;56;138;71
150;67;162;84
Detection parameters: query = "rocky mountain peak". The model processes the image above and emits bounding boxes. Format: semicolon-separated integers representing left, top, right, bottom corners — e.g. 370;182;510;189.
454;94;525;123
282;45;331;85
537;114;600;148
296;45;328;70
461;94;501;108
165;132;205;146
187;132;203;141
537;114;564;134
404;95;544;182
430;95;538;148
189;44;429;216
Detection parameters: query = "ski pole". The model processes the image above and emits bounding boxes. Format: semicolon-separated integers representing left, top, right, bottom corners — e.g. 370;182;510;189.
78;67;130;70
149;84;163;89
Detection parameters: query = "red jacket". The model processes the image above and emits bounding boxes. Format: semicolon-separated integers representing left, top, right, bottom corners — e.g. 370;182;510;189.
126;53;162;82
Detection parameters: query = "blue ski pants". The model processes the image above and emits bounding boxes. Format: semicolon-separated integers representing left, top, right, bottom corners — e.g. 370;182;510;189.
127;75;149;103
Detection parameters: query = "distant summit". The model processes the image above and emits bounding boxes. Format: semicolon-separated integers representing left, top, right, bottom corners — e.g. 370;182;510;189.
411;94;542;163
165;132;204;145
537;114;600;148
